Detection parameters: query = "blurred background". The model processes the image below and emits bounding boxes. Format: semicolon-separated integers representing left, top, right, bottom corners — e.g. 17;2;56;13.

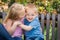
0;0;60;40
0;0;60;14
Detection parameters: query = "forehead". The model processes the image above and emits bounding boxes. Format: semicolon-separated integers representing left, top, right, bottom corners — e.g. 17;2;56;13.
26;12;36;16
27;8;36;13
26;9;36;15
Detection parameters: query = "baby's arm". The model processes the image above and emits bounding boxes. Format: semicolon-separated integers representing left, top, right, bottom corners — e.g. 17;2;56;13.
19;23;33;31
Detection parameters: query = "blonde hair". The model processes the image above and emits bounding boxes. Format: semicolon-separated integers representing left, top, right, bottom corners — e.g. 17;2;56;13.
25;3;38;14
3;3;25;23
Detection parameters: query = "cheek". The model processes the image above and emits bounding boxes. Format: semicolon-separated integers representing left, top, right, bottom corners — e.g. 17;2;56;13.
32;16;36;19
21;15;25;18
23;14;25;17
26;16;28;18
25;16;29;20
19;13;25;17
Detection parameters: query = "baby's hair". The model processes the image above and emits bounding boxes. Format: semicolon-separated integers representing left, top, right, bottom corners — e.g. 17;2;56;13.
3;3;25;23
25;3;38;14
26;3;36;8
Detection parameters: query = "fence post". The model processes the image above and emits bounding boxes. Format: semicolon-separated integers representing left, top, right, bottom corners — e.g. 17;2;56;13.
2;12;7;20
0;12;3;18
52;14;56;40
41;14;45;34
46;13;50;40
57;14;60;40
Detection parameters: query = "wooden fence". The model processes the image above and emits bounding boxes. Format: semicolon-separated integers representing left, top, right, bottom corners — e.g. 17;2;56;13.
39;13;60;40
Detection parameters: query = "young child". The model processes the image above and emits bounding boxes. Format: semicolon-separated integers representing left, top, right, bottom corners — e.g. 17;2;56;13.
0;3;25;40
19;3;44;40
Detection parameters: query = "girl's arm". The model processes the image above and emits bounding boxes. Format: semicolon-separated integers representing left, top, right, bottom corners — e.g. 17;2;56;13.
3;20;13;35
11;21;21;33
3;20;19;35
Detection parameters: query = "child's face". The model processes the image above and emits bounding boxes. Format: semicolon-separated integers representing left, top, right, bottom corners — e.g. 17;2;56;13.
26;9;37;22
18;9;25;19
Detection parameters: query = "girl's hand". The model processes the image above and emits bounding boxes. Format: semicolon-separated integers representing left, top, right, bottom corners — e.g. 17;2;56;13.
13;21;22;26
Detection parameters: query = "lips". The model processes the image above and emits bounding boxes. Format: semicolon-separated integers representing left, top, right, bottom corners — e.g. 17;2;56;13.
28;18;32;20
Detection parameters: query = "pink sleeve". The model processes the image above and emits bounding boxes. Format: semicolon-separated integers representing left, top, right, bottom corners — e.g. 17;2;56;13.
21;18;24;24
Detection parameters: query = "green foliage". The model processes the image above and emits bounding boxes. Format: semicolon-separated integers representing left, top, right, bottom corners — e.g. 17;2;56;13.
2;0;7;3
52;0;58;9
46;6;53;13
20;0;27;5
8;0;15;7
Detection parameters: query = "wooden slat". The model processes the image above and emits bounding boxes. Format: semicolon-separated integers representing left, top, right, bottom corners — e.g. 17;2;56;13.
0;12;3;18
2;12;7;20
41;14;45;34
57;14;60;40
46;14;50;40
52;14;55;40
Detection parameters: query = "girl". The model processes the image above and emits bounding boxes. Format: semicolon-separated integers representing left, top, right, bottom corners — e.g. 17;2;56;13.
0;3;25;40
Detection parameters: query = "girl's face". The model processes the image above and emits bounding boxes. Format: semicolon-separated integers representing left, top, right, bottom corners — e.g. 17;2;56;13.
25;9;37;22
18;8;25;19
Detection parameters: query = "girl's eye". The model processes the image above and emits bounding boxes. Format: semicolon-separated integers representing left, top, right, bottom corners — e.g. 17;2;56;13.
26;14;29;16
31;14;34;16
27;14;29;15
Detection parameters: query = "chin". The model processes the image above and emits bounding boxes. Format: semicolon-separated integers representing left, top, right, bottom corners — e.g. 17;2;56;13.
28;20;33;22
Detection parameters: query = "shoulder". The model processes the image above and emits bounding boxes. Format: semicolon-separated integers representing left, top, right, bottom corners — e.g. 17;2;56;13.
31;16;39;23
29;16;40;26
6;19;12;24
3;19;12;26
24;18;29;23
